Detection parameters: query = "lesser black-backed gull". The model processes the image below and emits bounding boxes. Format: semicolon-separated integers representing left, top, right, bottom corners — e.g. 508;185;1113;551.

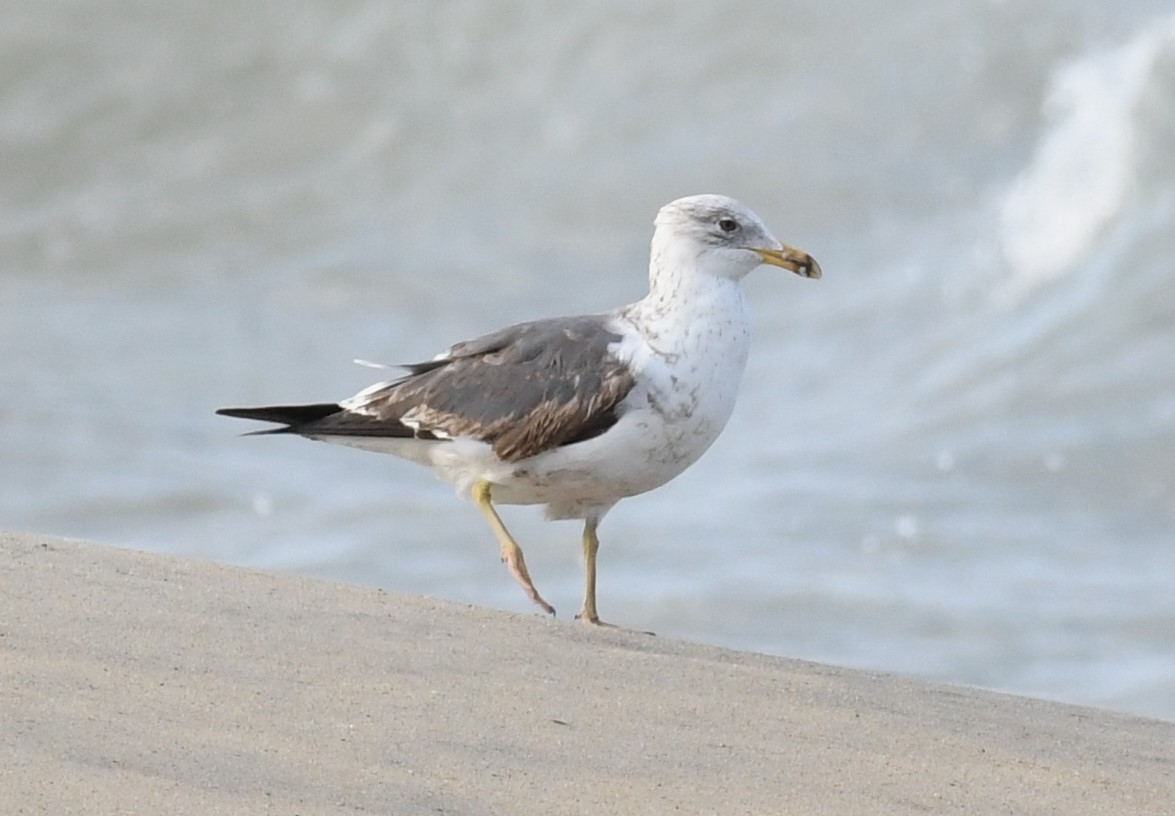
217;194;820;625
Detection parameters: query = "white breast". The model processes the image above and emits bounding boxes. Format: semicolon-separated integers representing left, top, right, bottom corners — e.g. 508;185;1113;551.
616;277;752;471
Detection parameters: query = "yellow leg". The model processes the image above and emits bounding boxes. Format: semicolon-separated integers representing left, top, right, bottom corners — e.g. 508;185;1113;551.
472;480;555;616
577;519;655;634
576;518;603;625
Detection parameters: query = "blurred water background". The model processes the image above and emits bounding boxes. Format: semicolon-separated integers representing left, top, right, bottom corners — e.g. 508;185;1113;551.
3;2;1174;720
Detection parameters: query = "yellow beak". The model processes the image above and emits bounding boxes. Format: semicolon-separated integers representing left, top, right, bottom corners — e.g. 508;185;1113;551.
754;245;822;279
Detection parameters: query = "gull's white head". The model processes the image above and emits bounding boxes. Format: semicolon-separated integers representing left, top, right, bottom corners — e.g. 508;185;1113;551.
652;194;821;282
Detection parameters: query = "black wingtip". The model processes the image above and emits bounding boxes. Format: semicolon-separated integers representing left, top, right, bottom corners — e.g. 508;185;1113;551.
216;403;343;428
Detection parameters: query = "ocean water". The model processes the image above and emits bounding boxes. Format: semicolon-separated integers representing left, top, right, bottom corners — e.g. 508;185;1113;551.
3;2;1174;720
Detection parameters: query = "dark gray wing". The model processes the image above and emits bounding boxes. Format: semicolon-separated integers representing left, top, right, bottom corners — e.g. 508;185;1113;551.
308;316;637;462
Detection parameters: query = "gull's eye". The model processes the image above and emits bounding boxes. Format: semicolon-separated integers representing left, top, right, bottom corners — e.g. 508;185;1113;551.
717;217;739;233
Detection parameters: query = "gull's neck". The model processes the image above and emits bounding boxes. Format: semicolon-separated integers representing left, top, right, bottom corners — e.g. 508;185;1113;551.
618;233;753;427
632;236;746;324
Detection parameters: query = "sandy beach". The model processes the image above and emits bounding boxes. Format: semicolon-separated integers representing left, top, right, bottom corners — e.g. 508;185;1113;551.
2;531;1173;815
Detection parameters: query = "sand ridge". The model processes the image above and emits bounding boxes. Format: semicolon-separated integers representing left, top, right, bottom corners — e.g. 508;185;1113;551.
3;532;1173;815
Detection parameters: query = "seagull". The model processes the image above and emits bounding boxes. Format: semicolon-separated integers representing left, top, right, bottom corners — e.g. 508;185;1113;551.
217;194;820;626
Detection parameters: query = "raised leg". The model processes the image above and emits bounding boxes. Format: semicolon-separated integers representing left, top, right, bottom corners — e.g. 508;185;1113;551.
576;518;604;625
472;480;555;616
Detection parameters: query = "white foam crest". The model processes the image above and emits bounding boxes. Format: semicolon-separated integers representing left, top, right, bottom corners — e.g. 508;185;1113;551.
999;15;1175;292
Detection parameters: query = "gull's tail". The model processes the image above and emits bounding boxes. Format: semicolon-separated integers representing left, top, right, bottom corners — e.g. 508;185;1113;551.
215;403;342;434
